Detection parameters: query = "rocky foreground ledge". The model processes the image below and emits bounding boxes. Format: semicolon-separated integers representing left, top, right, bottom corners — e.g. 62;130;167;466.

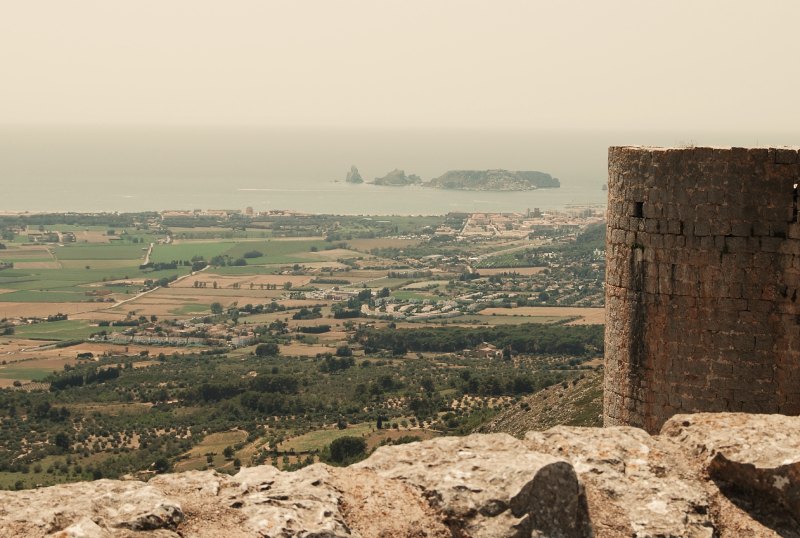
1;414;799;537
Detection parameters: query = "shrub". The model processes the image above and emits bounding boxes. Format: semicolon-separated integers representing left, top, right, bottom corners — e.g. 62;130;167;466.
328;436;367;465
255;343;280;357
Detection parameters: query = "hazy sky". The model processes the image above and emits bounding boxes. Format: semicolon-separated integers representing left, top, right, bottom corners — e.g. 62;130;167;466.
2;1;798;130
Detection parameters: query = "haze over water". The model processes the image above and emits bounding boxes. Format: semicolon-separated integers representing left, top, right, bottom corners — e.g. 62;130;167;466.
2;127;791;215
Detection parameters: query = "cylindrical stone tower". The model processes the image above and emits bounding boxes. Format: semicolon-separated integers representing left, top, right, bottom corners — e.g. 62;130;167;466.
605;146;800;433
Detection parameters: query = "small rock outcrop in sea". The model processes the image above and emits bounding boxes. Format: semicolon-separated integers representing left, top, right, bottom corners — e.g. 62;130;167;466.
425;169;560;191
345;165;363;184
372;169;423;186
1;413;798;537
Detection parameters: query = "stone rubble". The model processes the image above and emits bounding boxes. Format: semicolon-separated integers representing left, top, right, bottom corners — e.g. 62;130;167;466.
0;413;797;537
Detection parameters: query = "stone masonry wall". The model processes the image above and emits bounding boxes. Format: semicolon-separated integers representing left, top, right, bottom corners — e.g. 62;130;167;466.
605;146;800;433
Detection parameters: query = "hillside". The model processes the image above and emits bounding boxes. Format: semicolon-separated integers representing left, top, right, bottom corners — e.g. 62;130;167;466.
426;169;560;191
477;369;602;437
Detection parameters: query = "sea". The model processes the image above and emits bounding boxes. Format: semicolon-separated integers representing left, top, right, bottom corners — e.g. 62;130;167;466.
0;127;793;215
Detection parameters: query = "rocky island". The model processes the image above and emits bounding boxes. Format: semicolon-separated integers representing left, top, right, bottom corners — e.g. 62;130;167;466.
371;169;423;186
426;169;560;191
345;165;363;184
365;168;560;190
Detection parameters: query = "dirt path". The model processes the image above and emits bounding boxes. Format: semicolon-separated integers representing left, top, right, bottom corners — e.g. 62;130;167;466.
142;243;154;265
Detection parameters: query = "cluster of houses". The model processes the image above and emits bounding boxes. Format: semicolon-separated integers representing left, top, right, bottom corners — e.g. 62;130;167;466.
90;318;258;349
445;209;605;240
303;289;361;301
159;208;300;220
360;300;462;321
26;231;76;243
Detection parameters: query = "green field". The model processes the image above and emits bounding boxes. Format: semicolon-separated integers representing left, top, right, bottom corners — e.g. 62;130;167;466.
0;367;53;381
151;239;329;266
277;422;374;453
0;265;189;296
149;242;234;264
364;278;413;289
0;290;91;303
14;320;97;340
169;304;210;315
174;430;248;472
53;244;147;261
392;291;432;301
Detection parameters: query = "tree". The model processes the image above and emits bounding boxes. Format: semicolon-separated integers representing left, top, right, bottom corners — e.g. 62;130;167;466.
538;291;550;302
255;343;280;357
269;320;288;334
223;446;235;460
420;377;435;395
154;457;171;473
54;432;71;453
210;302;223;315
357;289;372;302
328;436;367;464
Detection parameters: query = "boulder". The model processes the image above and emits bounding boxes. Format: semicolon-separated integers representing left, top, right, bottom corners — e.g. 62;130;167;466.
0;479;183;537
525;426;715;537
324;466;450;538
662;413;800;531
355;433;590;537
229;464;351;537
148;470;247;538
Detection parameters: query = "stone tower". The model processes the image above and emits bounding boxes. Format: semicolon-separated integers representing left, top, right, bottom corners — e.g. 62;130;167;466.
604;146;800;433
